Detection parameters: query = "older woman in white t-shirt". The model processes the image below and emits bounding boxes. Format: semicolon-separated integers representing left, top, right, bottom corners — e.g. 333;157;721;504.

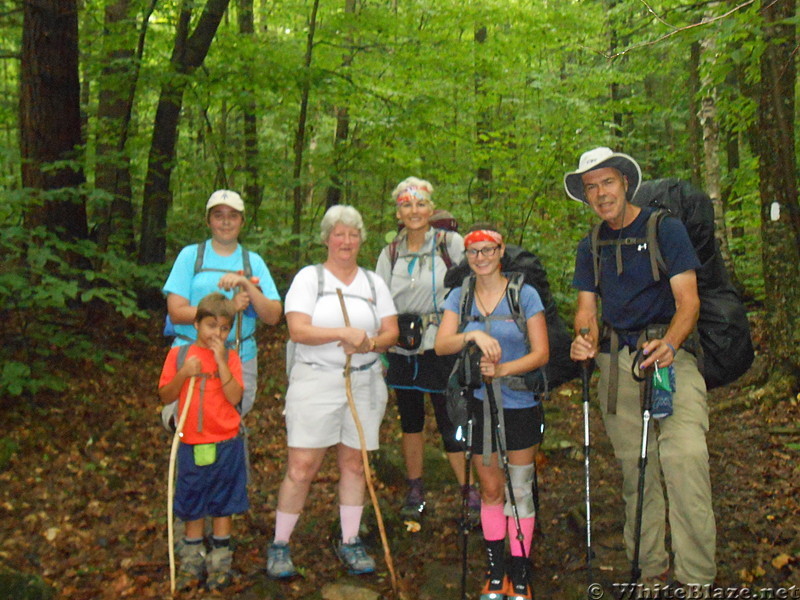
266;205;398;580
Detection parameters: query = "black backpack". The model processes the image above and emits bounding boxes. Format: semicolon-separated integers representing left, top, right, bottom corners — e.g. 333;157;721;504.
591;178;754;389
444;245;580;392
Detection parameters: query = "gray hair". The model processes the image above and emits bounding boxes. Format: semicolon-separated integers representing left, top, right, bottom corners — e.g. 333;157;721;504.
391;176;435;207
320;204;367;244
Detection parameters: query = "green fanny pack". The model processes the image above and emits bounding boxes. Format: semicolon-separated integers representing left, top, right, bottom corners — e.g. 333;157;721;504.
193;443;217;466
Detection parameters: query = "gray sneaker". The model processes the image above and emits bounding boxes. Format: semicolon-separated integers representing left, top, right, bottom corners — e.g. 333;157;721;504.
177;541;206;589
335;537;376;575
205;546;233;590
266;542;298;579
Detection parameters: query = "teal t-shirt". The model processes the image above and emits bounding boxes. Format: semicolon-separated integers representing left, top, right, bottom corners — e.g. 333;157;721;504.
162;240;281;362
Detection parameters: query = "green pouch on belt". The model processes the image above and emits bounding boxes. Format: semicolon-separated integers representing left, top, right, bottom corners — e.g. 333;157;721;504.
653;366;671;391
194;443;217;466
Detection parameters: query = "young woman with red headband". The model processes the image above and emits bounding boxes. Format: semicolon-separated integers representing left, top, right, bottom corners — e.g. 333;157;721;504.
435;224;549;600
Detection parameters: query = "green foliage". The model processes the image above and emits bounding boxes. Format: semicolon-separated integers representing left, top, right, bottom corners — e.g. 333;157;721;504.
0;436;19;471
0;189;157;398
0;567;54;600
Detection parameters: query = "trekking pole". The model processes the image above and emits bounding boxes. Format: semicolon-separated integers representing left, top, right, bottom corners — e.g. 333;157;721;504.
483;375;527;559
629;350;655;584
336;289;399;599
579;327;594;593
167;376;197;596
460;403;474;600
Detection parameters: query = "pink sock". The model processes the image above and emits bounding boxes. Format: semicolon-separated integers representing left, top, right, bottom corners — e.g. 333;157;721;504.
508;516;535;557
480;503;507;541
273;510;300;544
340;504;364;543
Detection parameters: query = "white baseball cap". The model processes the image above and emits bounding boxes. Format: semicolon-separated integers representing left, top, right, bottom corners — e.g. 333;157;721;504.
206;189;245;214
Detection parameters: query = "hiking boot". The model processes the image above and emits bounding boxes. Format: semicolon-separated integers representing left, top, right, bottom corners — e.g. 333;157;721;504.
507;555;534;600
480;539;508;600
399;479;426;522
266;542;298;579
637;570;670;599
205;545;233;591
335;536;376;575
176;541;206;590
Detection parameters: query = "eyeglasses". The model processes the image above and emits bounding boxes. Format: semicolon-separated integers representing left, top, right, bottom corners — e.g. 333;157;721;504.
465;245;501;258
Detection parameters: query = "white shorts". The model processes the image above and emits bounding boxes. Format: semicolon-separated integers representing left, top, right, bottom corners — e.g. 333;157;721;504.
285;362;388;450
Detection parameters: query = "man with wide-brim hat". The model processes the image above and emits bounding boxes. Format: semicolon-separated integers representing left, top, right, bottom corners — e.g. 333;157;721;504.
566;147;716;593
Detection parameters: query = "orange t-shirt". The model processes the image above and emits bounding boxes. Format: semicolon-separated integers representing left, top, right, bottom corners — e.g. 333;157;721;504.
159;345;243;444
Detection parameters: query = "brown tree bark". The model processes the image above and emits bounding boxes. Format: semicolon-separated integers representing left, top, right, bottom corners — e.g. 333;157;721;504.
291;0;320;264
238;0;264;218
473;24;492;206
324;0;356;210
95;0;157;253
138;0;231;265
20;0;87;242
757;0;800;381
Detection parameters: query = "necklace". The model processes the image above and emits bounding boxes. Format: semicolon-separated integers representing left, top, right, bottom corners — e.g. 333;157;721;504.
475;278;508;316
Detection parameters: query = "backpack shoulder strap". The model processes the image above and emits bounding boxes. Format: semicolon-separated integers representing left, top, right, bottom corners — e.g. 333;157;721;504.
194;242;206;275
435;229;454;269
315;263;325;299
646;209;668;281
176;343;191;371
360;268;378;304
456;274;476;333
590;223;602;289
504;272;530;350
240;245;252;278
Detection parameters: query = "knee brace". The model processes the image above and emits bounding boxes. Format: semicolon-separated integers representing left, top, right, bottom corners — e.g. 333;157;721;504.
504;463;536;519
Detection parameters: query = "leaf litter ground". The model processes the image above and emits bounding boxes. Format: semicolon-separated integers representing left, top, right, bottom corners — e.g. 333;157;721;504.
0;318;797;599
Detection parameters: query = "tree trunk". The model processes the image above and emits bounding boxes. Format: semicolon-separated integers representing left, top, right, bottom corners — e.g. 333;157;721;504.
238;0;264;218
291;0;320;264
687;41;703;187
95;0;156;253
324;0;356;209
20;0;87;242
757;0;800;381
473;24;492;207
699;26;740;289
138;0;231;265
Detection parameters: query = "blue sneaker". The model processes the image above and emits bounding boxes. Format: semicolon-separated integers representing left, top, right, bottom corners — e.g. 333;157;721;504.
335;537;376;575
266;542;298;579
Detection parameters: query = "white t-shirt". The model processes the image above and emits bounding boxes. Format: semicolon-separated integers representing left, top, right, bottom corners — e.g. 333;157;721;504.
285;265;397;369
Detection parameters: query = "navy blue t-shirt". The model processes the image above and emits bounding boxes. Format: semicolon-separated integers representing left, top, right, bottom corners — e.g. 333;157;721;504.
572;207;701;332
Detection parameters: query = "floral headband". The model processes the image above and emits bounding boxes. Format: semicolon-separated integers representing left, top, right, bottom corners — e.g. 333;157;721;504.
396;186;431;204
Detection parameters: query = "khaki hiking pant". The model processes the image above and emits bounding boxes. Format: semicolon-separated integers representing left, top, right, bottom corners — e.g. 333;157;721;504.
597;348;716;586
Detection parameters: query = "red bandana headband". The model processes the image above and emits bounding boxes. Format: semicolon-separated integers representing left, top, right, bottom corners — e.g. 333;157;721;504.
464;229;503;248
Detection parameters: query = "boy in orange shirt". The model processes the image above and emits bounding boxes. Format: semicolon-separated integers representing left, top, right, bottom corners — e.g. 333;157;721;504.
159;292;246;590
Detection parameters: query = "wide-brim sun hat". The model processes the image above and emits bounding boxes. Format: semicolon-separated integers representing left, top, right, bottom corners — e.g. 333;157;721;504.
563;147;642;204
206;189;245;214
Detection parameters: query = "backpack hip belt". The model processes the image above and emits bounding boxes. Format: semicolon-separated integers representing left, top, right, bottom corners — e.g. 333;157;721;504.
600;323;667;415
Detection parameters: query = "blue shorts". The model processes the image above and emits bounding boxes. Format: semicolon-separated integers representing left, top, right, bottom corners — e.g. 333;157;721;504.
174;436;249;521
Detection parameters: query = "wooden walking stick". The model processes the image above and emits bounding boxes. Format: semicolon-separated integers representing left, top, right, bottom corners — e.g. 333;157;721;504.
336;289;399;599
167;375;196;595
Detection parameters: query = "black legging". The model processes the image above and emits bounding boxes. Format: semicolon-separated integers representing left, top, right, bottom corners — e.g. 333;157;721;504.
395;387;461;453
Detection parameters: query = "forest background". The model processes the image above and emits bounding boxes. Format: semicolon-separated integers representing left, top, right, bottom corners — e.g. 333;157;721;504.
2;0;800;397
0;0;799;597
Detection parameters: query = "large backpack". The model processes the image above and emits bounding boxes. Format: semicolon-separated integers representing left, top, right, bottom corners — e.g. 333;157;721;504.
591;178;754;389
444;245;580;392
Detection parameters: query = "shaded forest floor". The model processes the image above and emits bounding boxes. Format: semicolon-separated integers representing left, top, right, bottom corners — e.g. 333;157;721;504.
0;316;798;599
